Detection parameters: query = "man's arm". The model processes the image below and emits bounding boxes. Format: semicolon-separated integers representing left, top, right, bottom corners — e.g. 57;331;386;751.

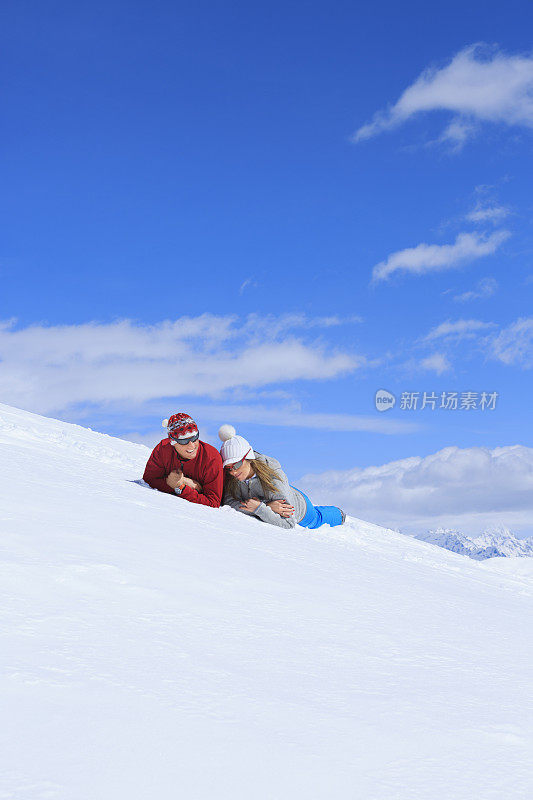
179;457;223;507
143;444;176;495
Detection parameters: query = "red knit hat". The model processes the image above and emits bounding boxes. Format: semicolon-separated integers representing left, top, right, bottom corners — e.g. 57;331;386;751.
162;413;199;441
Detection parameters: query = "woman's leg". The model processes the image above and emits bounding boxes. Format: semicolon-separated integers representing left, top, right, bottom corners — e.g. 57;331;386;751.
312;505;344;527
296;490;344;528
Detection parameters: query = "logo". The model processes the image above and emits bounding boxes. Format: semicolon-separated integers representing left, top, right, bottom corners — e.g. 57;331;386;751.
375;389;396;412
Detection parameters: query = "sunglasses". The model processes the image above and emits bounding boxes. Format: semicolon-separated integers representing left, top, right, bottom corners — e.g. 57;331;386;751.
225;448;252;472
171;432;199;446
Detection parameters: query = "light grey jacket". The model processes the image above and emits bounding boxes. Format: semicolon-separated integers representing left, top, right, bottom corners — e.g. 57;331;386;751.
222;452;307;529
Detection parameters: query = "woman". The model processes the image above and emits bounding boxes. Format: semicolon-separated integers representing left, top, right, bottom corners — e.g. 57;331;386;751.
219;425;345;529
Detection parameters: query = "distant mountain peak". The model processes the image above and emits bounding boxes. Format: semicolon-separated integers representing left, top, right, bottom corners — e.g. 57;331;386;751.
412;527;533;560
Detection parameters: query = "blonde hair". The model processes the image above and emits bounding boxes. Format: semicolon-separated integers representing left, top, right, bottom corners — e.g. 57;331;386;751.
225;457;280;499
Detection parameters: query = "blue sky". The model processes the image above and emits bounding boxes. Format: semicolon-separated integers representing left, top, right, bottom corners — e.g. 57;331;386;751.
1;0;533;532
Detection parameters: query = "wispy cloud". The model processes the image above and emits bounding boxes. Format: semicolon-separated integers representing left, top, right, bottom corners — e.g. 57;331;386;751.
454;277;498;303
465;206;510;224
421;316;533;371
244;313;363;340
419;354;451;375
239;278;257;295
353;45;533;146
436;118;477;150
0;315;365;416
491;317;533;368
372;230;510;282
424;319;496;341
115;402;422;450
159;403;420;436
300;445;533;536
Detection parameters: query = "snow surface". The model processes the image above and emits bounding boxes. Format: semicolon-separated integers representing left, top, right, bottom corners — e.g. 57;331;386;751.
1;402;532;799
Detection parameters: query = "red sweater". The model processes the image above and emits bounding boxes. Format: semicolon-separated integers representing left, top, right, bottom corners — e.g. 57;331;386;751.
143;439;223;508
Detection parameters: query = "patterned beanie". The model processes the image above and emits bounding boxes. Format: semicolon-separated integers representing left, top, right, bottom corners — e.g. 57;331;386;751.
162;413;199;441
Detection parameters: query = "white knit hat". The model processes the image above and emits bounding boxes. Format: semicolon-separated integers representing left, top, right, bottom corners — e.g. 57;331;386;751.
218;425;254;467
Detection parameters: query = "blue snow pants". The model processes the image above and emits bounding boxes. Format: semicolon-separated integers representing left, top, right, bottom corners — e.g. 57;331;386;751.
296;489;344;529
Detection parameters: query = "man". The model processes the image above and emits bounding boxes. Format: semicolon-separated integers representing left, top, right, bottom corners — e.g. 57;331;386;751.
143;413;223;508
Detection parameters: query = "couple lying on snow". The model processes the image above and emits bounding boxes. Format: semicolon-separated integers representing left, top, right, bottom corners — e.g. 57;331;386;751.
143;413;345;529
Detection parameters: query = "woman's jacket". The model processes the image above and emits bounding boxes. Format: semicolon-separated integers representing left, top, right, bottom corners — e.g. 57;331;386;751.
222;452;307;529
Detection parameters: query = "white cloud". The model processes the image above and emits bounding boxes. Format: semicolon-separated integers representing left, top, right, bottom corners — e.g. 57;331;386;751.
454;277;498;302
425;319;496;341
353;45;533;145
491;317;533;367
0;315;364;416
465;206;510;224
170;403;420;435
435;118;477;151
244;313;362;340
419;354;451;375
372;230;510;282
300;445;533;536
421;316;533;370
107;404;421;446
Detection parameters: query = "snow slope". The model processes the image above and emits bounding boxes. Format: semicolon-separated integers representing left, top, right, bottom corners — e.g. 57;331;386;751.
0;402;532;800
413;527;533;560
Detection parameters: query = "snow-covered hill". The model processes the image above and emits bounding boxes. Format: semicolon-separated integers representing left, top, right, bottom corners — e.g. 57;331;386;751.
0;402;532;800
413;527;533;560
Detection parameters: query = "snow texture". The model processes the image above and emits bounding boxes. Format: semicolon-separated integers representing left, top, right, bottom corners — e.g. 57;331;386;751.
0;402;532;799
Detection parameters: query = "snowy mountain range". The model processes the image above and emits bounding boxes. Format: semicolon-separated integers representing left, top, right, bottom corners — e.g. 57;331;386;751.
0;401;532;800
412;527;533;560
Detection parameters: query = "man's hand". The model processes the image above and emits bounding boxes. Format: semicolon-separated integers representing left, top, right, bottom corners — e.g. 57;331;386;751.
166;470;183;490
182;477;203;493
267;500;294;518
240;498;261;513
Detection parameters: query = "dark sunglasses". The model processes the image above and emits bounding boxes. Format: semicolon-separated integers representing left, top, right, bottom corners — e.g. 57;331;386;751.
171;432;199;446
225;448;252;472
226;458;245;472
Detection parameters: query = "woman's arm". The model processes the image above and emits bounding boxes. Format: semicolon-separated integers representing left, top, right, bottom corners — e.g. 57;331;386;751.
251;466;299;528
254;501;297;529
266;500;294;517
222;462;299;528
222;490;258;517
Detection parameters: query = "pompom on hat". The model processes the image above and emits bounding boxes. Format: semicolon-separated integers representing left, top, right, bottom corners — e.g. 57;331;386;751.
218;424;254;467
218;424;236;442
163;413;198;441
